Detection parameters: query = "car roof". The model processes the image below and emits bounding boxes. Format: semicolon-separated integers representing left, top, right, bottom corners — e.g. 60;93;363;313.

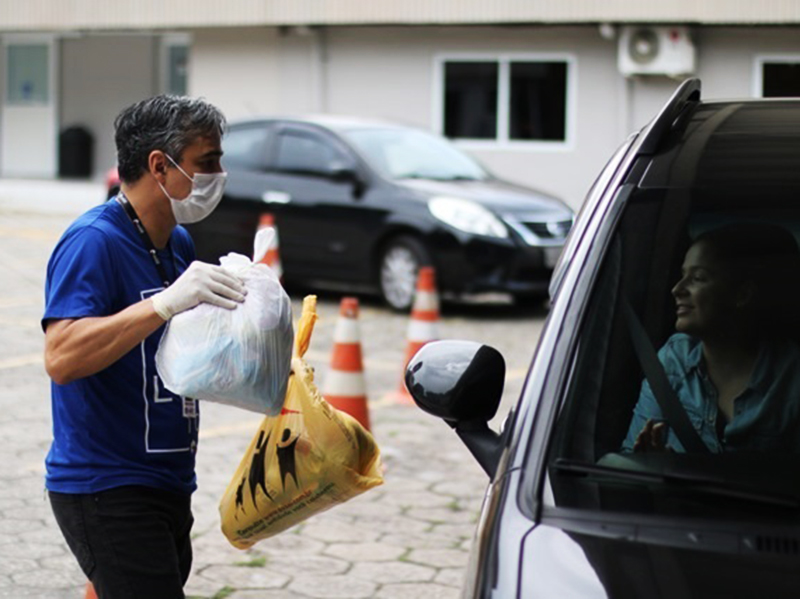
643;97;800;190
228;114;413;134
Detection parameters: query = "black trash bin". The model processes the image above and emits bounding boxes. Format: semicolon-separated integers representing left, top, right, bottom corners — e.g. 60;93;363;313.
58;126;94;178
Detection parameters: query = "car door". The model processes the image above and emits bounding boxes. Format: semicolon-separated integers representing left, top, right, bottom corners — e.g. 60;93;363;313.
524;83;800;598
267;125;378;283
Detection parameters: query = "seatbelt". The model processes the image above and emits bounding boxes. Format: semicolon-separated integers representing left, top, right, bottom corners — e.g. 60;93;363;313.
622;299;710;453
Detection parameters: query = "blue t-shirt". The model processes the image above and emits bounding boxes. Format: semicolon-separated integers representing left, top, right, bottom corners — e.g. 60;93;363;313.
622;333;800;453
43;199;199;495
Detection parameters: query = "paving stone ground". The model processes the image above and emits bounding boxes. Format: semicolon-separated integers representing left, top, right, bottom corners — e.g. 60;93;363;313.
0;199;546;598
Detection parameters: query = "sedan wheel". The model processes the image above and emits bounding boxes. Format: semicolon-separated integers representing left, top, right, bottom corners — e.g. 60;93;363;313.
379;237;431;311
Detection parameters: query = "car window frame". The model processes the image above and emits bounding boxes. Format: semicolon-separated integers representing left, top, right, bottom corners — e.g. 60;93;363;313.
534;194;800;564
549;133;637;301
509;82;703;524
222;120;276;172
273;123;361;180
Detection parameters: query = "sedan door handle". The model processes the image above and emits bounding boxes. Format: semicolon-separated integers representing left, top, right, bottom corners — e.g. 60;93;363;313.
262;190;292;204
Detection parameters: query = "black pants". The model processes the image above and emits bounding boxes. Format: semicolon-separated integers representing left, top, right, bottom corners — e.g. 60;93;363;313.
49;485;194;599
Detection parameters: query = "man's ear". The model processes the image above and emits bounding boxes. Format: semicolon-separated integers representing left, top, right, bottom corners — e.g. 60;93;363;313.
148;150;169;182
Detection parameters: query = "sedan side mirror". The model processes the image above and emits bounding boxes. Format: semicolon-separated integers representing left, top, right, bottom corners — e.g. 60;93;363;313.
328;163;366;197
405;340;506;478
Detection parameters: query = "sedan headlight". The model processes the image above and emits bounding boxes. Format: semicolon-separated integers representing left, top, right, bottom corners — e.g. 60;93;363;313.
428;197;508;238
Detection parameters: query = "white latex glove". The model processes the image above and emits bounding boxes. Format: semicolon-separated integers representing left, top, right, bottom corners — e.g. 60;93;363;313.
151;261;247;320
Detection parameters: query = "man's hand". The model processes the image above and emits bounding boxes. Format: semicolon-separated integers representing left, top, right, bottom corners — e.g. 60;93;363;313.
632;419;672;453
45;262;246;384
152;261;247;320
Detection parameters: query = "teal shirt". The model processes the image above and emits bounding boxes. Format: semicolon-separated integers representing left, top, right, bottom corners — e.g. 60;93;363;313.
623;333;800;453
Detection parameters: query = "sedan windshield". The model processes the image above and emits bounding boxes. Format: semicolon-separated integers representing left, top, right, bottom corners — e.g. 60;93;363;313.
342;127;487;181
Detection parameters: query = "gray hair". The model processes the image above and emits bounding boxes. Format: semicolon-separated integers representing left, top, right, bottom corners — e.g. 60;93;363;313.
114;95;226;184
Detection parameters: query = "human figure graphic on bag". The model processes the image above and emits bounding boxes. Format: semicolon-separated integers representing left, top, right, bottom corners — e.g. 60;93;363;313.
247;429;274;509
43;96;247;599
277;428;301;490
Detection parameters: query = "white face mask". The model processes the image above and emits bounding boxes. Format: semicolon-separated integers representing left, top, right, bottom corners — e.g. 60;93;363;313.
158;154;227;224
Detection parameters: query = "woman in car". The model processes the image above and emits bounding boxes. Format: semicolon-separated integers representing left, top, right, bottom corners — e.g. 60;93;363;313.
622;222;800;453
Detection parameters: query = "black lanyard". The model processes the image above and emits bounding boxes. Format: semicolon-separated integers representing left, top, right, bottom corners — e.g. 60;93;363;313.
116;192;175;288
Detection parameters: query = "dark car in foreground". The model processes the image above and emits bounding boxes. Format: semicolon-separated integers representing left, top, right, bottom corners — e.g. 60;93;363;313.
406;78;800;597
186;116;573;310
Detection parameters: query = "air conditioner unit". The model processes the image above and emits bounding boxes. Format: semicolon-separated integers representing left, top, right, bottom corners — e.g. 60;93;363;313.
618;26;696;77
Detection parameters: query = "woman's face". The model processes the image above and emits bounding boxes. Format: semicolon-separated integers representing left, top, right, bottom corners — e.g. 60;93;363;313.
671;240;743;338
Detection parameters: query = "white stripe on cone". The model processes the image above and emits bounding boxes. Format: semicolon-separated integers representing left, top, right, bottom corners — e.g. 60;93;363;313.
266;245;282;279
407;319;438;342
259;227;283;279
413;290;439;311
333;318;361;343
269;260;283;280
323;370;367;397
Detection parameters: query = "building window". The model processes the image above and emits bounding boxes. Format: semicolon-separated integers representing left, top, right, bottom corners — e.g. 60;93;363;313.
509;62;567;141
223;125;271;171
444;62;498;139
6;43;49;105
276;133;346;176
761;61;800;97
167;45;188;96
440;56;572;145
161;35;190;96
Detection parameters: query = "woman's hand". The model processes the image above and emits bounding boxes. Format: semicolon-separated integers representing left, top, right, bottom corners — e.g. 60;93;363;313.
632;419;673;453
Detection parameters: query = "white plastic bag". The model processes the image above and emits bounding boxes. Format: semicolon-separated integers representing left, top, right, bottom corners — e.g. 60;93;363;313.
156;227;294;414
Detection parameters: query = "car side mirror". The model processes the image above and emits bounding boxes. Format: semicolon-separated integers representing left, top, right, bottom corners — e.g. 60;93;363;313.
328;164;366;196
405;340;506;478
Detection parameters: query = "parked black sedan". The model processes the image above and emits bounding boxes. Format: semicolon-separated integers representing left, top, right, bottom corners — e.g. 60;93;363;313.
406;79;800;597
186;116;573;310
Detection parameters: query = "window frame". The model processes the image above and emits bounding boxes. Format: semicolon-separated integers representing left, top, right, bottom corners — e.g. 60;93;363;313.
222;122;273;172
160;33;191;96
752;54;800;98
432;52;577;152
4;35;56;107
273;125;355;178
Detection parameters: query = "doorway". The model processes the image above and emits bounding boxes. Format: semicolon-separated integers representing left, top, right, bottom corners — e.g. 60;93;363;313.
1;35;58;178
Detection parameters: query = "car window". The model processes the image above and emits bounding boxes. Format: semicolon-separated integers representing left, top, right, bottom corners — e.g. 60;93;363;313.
222;125;271;171
550;133;637;299
544;183;800;521
342;127;487;181
275;132;347;176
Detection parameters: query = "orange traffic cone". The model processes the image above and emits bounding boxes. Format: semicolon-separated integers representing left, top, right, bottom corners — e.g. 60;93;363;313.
322;297;371;430
256;213;283;280
85;582;98;599
391;266;440;405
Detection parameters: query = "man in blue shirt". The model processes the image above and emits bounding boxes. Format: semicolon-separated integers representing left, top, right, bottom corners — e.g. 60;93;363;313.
43;95;246;598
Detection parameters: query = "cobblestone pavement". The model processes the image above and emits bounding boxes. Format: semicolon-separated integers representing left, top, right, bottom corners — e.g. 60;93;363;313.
0;205;547;598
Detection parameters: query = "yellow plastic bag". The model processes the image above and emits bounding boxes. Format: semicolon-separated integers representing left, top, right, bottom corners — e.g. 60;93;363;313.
219;295;384;549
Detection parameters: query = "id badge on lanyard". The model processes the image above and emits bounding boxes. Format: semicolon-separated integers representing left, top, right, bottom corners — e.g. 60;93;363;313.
182;397;198;419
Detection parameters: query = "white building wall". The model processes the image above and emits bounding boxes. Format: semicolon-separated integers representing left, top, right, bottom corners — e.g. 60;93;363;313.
620;27;800;149
60;35;158;178
51;24;800;203
626;78;682;134
276;33;319;115
5;0;800;30
697;27;800;99
191;27;281;120
317;26;625;209
0;44;4;170
294;25;800;209
191;24;684;208
323;28;437;128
